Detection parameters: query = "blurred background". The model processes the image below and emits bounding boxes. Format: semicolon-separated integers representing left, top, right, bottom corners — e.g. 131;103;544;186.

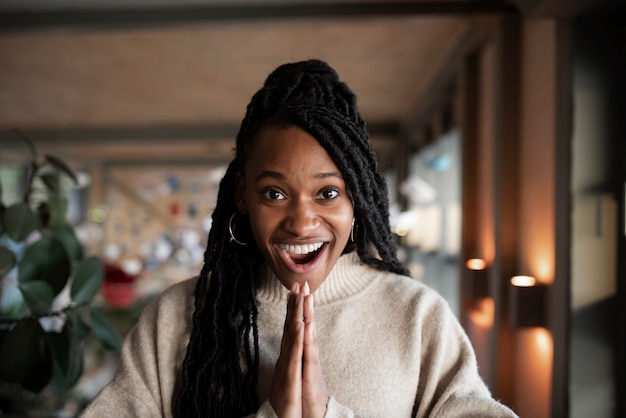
0;0;624;416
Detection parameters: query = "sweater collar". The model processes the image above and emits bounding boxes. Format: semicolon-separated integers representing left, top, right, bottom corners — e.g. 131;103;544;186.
256;252;376;306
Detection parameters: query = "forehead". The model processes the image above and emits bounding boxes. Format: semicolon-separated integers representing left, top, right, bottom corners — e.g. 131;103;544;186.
245;125;341;176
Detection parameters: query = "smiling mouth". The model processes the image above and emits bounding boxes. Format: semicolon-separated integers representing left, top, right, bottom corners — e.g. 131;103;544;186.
279;242;324;264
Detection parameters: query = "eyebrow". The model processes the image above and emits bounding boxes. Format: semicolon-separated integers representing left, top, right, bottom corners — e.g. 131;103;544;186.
254;170;341;182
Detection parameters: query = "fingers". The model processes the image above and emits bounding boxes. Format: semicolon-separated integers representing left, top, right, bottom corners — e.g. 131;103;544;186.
286;284;305;374
303;293;318;374
270;283;305;418
302;286;330;418
271;282;328;418
280;283;305;351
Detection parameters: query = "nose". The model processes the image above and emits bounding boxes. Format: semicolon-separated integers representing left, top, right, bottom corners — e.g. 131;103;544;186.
283;198;320;237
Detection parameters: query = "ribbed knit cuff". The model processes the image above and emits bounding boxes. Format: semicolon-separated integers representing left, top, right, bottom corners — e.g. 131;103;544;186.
254;400;278;418
325;396;358;418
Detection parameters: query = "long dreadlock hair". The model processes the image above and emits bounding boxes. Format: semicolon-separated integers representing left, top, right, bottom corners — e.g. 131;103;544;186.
175;59;409;417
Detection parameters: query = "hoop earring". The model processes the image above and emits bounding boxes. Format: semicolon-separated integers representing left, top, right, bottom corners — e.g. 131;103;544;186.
351;217;356;243
229;212;249;246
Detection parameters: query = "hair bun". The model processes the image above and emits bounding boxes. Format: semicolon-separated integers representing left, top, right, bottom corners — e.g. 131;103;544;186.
244;59;360;128
264;59;339;89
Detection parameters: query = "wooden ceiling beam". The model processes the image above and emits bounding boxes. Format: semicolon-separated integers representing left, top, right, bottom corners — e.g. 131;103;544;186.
511;0;619;18
402;21;491;151
0;122;400;165
0;1;518;32
0;122;398;144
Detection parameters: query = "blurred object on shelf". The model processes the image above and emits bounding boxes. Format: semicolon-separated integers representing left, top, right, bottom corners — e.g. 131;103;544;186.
102;259;143;308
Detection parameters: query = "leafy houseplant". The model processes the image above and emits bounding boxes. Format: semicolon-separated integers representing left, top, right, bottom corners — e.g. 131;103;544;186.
0;131;121;408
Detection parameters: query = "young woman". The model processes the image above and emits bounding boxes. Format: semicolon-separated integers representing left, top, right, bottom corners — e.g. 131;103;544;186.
83;59;517;417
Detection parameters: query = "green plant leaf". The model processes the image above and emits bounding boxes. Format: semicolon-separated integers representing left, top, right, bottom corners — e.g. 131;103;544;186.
2;203;40;242
44;154;78;185
18;280;55;314
90;308;122;351
68;309;91;342
48;321;83;392
0;182;5;232
50;346;83;395
37;201;50;228
47;323;71;374
21;337;54;393
40;173;60;195
47;195;68;229
18;235;71;296
0;245;16;277
51;225;83;261
0;320;39;382
0;206;5;235
0;319;53;391
11;128;37;161
70;256;103;305
0;284;28;319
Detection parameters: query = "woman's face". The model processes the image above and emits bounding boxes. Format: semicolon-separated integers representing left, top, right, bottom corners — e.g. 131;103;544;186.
235;125;354;292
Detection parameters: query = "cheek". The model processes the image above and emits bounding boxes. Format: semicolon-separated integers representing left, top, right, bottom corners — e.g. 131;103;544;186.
330;205;354;237
247;207;277;244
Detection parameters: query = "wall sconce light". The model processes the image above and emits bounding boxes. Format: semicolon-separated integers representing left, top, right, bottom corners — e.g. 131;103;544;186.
509;275;547;328
465;258;489;299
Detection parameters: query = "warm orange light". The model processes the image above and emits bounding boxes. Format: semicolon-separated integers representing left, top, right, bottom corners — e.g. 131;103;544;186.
466;258;487;271
514;328;553;418
535;257;554;283
534;327;553;356
511;275;536;287
468;298;494;328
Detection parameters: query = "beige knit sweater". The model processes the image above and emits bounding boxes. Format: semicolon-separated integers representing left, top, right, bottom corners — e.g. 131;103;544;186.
82;253;517;417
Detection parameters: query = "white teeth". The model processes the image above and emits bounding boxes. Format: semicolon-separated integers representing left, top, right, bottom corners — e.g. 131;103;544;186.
281;242;323;255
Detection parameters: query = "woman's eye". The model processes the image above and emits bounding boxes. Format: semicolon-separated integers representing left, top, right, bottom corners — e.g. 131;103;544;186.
319;188;339;200
262;189;285;200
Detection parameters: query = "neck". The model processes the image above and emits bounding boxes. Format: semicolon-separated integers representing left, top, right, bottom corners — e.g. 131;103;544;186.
256;252;377;305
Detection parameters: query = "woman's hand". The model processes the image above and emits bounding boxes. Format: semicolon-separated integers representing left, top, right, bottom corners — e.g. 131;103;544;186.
302;282;329;418
270;282;329;418
270;283;305;418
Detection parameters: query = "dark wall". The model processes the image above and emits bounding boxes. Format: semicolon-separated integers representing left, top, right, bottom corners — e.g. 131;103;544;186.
570;15;625;418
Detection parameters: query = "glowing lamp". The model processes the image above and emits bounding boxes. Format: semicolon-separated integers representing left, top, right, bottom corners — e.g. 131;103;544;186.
465;258;489;299
509;275;547;328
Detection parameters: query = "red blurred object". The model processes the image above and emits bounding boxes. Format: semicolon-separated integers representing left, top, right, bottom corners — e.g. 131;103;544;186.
102;263;138;308
169;202;180;218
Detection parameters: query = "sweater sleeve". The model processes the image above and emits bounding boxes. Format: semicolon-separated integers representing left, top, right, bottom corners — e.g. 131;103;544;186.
81;279;196;418
80;304;164;418
80;379;161;418
414;294;518;418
